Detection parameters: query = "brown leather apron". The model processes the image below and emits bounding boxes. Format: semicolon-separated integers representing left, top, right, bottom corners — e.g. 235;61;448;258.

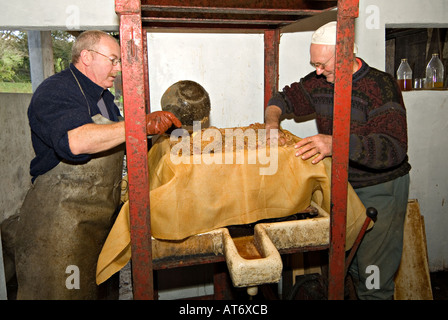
15;114;124;299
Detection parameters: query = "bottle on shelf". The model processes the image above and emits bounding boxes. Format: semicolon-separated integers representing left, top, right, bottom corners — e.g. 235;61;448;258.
425;53;444;89
396;58;413;91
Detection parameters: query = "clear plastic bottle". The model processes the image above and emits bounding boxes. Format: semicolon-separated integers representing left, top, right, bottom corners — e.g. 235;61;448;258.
425;53;444;89
397;58;413;91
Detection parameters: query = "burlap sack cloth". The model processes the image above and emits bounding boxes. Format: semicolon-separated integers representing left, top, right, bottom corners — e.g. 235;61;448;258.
96;127;368;284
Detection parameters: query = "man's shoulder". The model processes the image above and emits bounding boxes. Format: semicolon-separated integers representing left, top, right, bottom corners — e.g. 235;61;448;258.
299;72;331;92
360;60;394;81
43;68;72;84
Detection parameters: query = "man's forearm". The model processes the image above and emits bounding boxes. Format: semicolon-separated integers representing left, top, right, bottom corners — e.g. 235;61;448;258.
68;121;126;155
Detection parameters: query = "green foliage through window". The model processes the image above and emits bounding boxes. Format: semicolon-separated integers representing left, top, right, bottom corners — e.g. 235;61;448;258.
0;30;75;84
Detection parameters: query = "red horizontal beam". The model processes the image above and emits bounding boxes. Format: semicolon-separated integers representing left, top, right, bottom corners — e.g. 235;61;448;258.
141;0;337;11
142;17;298;25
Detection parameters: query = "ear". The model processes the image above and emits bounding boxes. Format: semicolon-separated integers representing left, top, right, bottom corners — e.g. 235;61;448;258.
79;49;93;66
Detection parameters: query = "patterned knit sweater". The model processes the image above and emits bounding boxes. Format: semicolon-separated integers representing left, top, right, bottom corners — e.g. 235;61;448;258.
268;58;411;188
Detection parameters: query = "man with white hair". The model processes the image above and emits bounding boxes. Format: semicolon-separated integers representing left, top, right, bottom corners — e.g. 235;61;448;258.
265;21;411;300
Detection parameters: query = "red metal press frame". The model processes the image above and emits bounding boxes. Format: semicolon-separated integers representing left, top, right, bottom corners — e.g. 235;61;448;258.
263;29;280;109
116;0;154;300
115;0;358;300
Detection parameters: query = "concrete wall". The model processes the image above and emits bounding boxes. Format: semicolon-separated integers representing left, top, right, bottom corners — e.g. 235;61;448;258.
356;0;448;71
147;32;265;128
404;91;448;271
0;93;33;222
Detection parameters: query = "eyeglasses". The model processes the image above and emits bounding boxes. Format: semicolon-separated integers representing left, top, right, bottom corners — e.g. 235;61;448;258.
88;49;121;66
310;54;334;70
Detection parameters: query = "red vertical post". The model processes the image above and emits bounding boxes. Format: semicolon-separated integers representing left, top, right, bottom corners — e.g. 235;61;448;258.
116;0;154;300
328;0;359;300
264;29;280;111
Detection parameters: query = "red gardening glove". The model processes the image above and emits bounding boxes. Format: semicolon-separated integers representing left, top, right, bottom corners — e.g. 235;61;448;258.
146;111;182;135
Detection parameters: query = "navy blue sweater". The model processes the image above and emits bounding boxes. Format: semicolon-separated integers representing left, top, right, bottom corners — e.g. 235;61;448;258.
28;64;121;182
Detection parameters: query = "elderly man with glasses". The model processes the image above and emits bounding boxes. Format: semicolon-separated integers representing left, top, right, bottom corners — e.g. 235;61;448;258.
15;30;181;299
265;22;411;300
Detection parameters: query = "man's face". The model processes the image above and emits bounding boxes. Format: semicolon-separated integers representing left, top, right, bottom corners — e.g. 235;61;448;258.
86;36;121;89
310;44;336;83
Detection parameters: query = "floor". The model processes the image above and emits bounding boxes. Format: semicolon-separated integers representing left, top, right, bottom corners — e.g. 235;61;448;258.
430;271;448;300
